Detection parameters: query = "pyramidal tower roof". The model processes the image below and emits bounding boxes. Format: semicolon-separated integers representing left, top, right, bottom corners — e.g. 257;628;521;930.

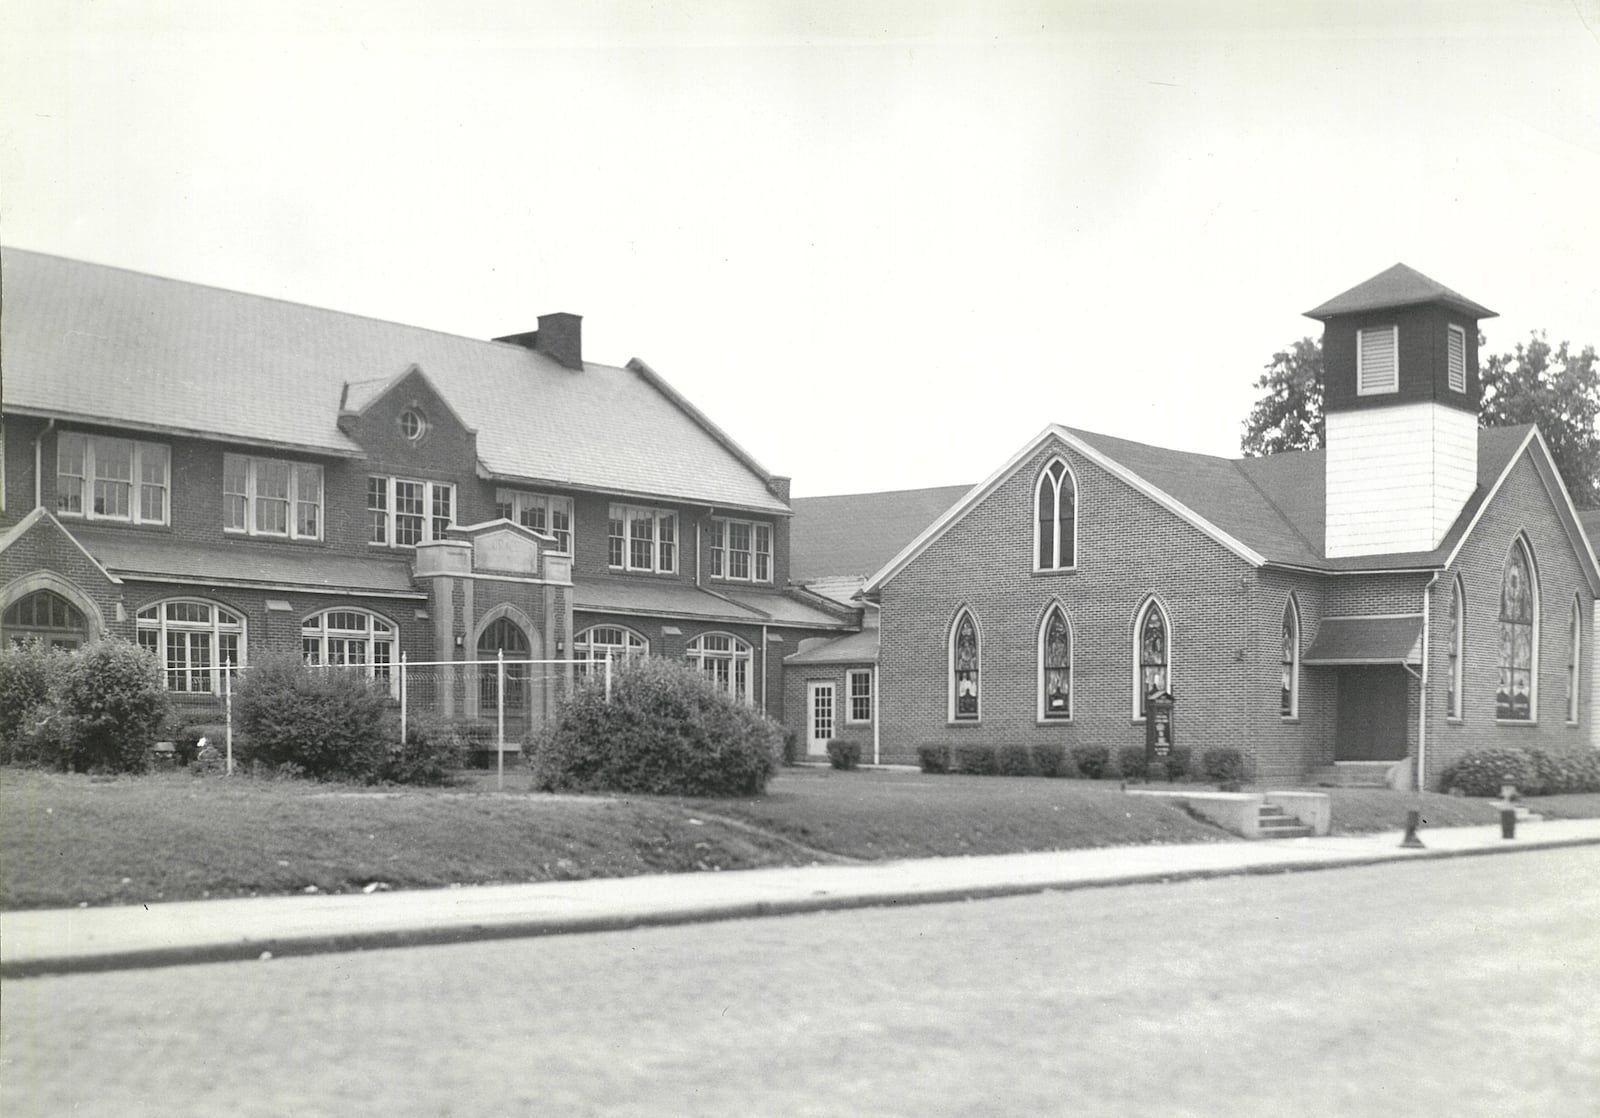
1304;263;1496;321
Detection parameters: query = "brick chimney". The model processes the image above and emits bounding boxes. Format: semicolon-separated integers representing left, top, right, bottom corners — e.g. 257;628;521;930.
495;311;583;370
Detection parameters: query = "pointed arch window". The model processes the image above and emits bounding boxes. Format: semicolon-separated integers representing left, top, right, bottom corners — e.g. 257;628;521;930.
1569;596;1583;725
4;590;89;650
1135;599;1170;719
1039;606;1072;720
1034;459;1077;571
951;611;980;721
1496;538;1537;721
1280;597;1300;719
1446;577;1465;720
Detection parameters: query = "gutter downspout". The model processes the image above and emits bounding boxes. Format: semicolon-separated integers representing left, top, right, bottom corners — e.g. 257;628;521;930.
35;419;56;509
760;623;768;715
872;662;880;766
1418;572;1440;792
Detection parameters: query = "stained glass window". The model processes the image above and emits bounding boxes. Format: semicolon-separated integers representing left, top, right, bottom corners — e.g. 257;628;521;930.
1568;596;1582;725
1138;602;1169;717
1447;579;1463;719
1280;598;1299;718
1035;459;1077;570
1040;608;1071;719
1496;540;1535;721
952;611;979;720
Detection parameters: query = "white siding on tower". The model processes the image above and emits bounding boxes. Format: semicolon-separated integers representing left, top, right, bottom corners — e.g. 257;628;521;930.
1325;402;1477;557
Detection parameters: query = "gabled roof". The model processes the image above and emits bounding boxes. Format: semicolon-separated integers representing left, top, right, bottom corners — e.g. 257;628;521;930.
1304;263;1496;321
0;248;788;515
784;628;880;666
790;484;972;581
862;422;1594;594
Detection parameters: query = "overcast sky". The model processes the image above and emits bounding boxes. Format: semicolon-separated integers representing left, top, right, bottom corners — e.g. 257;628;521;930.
3;1;1597;497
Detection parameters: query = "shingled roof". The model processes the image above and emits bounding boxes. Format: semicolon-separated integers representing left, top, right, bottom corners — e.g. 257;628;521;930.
1303;262;1496;320
0;248;788;514
790;485;972;581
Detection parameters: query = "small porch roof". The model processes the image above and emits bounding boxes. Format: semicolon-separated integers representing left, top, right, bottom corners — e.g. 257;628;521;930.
1302;615;1423;666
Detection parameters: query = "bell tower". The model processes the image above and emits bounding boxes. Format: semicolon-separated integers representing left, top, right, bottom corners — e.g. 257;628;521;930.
1306;264;1495;558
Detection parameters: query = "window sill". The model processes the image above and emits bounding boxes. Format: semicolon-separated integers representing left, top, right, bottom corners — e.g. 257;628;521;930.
58;516;171;532
606;567;681;579
1494;719;1539;727
1035;718;1073;727
1446;717;1463;725
1280;717;1300;725
225;531;324;546
1030;567;1078;577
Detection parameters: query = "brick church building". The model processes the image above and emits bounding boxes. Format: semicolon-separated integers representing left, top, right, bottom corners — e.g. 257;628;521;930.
0;248;853;751
787;265;1599;788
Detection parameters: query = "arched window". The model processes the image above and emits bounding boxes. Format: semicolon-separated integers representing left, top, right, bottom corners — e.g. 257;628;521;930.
1134;598;1171;718
1496;537;1537;721
686;632;752;703
1034;458;1077;571
477;617;531;712
573;625;648;679
3;590;89;650
1038;605;1072;720
302;609;397;693
1569;595;1583;725
136;600;245;693
1447;577;1465;720
1280;596;1300;719
951;610;980;721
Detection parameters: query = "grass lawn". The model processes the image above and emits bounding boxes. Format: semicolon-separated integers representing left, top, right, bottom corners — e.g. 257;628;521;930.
5;765;1599;910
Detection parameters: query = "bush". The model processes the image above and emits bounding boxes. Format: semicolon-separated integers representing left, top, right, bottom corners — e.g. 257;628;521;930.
1117;746;1148;780
531;658;781;796
1032;742;1067;778
57;639;168;773
1524;748;1600;795
917;744;951;774
0;640;70;766
997;743;1035;777
382;717;463;785
1443;747;1538;797
954;743;998;775
1201;748;1246;787
782;727;802;766
235;654;391;781
1165;747;1192;782
826;739;861;771
1071;745;1110;780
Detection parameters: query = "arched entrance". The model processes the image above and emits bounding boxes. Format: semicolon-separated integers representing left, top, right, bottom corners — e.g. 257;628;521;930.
477;616;531;714
2;589;91;649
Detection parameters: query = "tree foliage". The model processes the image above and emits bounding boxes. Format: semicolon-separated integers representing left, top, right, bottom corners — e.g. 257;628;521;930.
1240;331;1600;506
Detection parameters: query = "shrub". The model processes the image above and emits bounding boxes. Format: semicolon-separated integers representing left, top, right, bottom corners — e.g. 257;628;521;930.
782;727;802;766
1524;748;1600;796
57;639;168;773
382;717;463;785
954;743;997;775
1071;745;1110;780
1032;742;1067;778
235;654;391;781
997;744;1035;777
1201;748;1246;787
826;739;861;771
531;657;781;796
1165;747;1192;782
0;640;70;766
1443;747;1538;798
1117;746;1148;780
917;744;951;774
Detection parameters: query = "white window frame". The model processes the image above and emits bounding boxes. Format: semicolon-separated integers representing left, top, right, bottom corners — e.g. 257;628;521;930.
136;599;246;695
573;625;648;678
56;432;170;525
494;488;574;554
1357;325;1399;396
686;631;752;704
1447;576;1465;721
1133;596;1172;721
301;609;398;695
709;516;773;583
1037;604;1073;722
1569;594;1583;726
368;476;455;548
608;504;678;574
224;454;323;540
847;668;873;724
1033;457;1078;572
1447;324;1467;394
1496;535;1539;724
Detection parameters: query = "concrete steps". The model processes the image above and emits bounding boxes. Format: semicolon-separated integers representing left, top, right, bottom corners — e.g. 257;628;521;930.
1257;803;1314;839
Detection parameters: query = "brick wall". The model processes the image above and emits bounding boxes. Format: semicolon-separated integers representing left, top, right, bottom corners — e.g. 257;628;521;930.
784;661;874;760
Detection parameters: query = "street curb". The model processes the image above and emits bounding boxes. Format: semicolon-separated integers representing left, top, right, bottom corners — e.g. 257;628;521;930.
5;833;1597;979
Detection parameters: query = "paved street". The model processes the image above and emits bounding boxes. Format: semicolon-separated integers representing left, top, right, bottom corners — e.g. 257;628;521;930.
4;848;1598;1117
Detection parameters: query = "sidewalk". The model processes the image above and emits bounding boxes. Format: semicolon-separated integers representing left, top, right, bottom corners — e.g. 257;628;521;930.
5;817;1599;978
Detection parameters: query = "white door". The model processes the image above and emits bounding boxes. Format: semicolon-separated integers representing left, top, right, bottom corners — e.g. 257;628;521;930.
807;681;836;756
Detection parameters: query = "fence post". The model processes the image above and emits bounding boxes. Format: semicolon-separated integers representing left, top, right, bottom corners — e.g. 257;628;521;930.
224;659;234;776
497;648;506;791
399;651;408;748
605;651;613;703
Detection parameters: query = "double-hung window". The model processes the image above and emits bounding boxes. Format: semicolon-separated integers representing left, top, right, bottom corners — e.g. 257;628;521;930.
608;505;677;573
493;489;573;553
708;517;772;583
847;668;873;724
57;432;170;525
224;455;323;539
369;477;454;547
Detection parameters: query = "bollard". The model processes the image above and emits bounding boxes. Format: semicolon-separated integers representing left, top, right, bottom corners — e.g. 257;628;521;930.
1500;808;1516;840
1400;809;1425;848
